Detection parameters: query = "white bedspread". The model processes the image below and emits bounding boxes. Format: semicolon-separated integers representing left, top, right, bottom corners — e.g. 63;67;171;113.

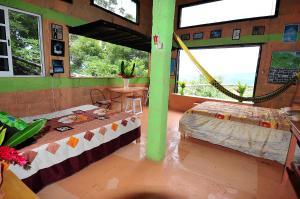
179;112;299;164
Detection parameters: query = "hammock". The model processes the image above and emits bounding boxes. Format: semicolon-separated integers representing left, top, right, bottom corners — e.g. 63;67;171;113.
174;33;300;103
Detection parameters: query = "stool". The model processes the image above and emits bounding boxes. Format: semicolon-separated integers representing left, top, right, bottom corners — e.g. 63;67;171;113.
125;96;143;115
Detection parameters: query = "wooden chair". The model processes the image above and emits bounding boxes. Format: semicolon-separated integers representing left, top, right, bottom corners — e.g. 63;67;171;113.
90;89;112;109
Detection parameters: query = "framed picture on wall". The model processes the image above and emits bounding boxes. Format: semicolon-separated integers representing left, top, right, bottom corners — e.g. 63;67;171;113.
232;29;241;40
283;24;299;42
52;60;64;74
180;34;190;41
193;32;204;40
51;40;65;56
60;0;73;3
210;29;222;39
170;58;176;76
51;23;63;40
252;26;265;35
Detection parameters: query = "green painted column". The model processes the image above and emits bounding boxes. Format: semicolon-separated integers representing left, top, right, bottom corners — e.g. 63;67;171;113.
146;0;176;161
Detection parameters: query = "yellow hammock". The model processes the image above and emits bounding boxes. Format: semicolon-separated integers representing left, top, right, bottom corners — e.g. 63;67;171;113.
174;33;300;103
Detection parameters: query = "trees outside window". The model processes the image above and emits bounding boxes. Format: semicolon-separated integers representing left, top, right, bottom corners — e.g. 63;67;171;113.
69;34;149;78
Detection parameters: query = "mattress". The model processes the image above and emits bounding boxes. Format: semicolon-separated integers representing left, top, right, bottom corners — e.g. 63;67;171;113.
9;105;141;192
179;101;298;164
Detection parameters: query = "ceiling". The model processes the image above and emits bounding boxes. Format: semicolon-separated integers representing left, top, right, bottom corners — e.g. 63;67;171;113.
68;20;151;52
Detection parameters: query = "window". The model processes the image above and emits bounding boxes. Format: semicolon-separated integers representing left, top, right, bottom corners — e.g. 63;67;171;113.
0;6;43;77
177;46;261;101
69;34;148;78
179;0;278;28
92;0;138;23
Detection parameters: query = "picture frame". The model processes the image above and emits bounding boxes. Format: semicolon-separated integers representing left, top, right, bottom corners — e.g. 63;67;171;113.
180;34;190;41
283;24;299;42
210;29;222;39
51;40;65;57
232;29;241;40
51;23;63;40
170;58;176;76
193;32;204;40
61;0;73;3
252;26;265;35
52;60;64;74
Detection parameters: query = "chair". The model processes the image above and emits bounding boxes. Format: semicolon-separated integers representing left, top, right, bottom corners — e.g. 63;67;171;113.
125;96;143;115
90;89;112;109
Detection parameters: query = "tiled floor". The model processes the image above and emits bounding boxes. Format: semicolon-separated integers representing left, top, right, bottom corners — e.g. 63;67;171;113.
37;108;297;199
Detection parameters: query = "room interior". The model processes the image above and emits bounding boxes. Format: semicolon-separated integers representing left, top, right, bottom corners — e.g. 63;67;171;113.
0;0;300;198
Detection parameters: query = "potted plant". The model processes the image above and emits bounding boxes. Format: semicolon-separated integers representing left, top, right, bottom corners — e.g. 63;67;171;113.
178;81;186;96
119;61;136;89
235;81;247;102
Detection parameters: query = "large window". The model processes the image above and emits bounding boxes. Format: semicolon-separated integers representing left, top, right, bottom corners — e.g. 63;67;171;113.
92;0;138;23
178;46;261;101
69;34;148;78
0;6;43;77
179;0;278;28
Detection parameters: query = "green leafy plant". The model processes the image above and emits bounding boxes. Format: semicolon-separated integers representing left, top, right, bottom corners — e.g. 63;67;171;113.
178;81;186;96
119;61;136;78
0;126;7;146
4;119;46;148
235;81;247;102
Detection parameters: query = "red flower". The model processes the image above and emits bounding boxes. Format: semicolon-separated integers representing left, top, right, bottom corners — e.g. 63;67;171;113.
0;146;29;168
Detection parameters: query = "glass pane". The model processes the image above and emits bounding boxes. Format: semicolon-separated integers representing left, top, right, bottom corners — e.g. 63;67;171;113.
180;0;277;27
0;57;9;71
0;41;7;56
0;26;6;40
178;46;260;100
0;10;5;24
9;10;42;76
93;0;137;22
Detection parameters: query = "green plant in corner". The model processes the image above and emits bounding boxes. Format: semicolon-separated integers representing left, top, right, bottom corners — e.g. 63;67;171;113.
235;81;247;102
178;81;186;96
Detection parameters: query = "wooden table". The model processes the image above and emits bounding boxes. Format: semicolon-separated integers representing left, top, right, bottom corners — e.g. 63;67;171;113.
282;120;300;183
107;87;148;112
1;170;39;199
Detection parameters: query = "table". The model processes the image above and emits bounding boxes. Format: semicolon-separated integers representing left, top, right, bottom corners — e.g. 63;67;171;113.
108;87;148;112
1;170;39;199
282;120;300;183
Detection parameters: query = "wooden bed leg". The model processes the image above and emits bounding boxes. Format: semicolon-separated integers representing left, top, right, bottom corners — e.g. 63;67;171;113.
136;138;141;143
282;134;297;184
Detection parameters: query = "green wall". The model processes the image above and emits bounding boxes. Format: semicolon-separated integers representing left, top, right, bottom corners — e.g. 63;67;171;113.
0;77;149;93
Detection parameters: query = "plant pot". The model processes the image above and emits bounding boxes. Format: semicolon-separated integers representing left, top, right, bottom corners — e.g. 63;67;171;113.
123;78;129;89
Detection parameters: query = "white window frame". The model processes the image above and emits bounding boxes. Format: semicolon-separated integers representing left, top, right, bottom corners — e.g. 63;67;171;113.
0;5;45;77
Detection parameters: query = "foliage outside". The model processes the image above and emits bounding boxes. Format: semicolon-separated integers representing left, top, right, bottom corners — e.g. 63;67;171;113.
178;75;254;102
69;34;149;78
9;10;42;75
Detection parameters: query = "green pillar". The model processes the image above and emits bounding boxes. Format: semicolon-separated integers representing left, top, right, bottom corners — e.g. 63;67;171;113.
146;0;176;161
